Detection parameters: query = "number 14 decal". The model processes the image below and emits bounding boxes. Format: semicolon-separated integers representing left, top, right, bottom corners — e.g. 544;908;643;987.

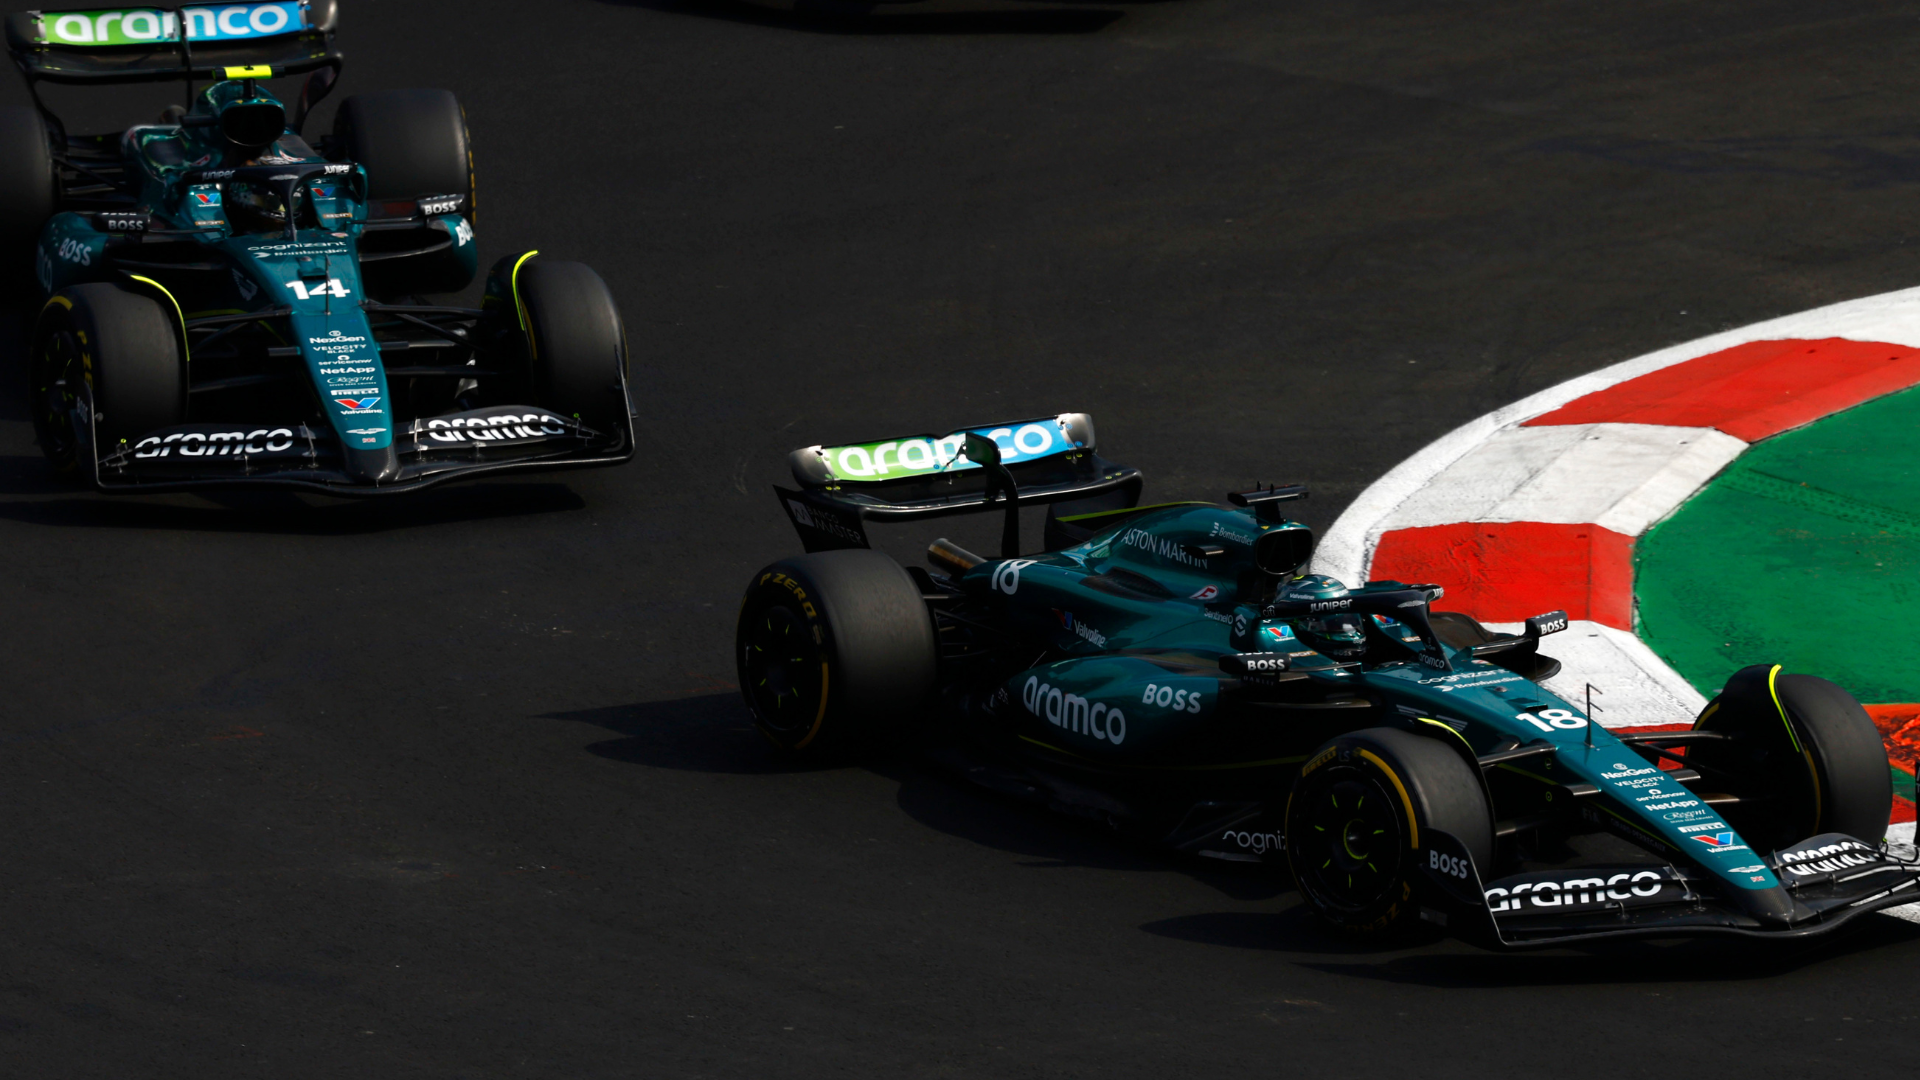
1519;708;1586;731
286;278;350;300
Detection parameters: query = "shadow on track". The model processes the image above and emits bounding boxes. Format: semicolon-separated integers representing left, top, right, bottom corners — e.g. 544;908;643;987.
1139;907;1460;957
553;693;819;775
1145;906;1920;977
554;691;1294;894
0;481;588;534
596;0;1153;35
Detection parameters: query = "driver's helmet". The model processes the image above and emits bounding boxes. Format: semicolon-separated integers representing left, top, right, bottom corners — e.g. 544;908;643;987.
1276;574;1368;661
224;177;306;234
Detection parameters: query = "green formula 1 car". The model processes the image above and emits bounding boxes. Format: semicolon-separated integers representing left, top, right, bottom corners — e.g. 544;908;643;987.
0;2;633;494
735;413;1916;947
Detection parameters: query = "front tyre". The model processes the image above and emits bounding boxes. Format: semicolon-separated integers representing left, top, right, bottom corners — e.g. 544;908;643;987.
29;284;186;480
1285;727;1493;937
735;550;937;755
515;259;631;437
1688;665;1892;850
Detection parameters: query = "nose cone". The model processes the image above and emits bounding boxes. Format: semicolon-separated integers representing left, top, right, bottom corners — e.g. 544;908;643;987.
343;446;400;485
1729;881;1802;926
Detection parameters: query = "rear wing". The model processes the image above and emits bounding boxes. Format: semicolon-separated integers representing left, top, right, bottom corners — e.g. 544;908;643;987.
775;412;1143;555
6;2;340;86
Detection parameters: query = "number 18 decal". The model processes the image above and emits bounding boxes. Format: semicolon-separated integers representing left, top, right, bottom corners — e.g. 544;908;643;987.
1519;708;1585;731
286;278;350;300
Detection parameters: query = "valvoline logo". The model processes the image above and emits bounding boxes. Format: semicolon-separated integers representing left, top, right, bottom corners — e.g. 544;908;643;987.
1692;832;1737;848
1051;609;1107;648
335;397;382;415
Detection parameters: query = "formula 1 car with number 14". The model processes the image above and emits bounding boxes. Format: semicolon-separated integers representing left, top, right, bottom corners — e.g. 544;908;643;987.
0;2;635;495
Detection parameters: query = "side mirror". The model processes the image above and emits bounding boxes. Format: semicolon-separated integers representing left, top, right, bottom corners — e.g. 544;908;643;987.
291;65;340;136
961;432;1001;467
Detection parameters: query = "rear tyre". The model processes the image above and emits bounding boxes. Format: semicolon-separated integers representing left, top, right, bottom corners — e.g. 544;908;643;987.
333;89;474;205
735;550;938;755
1688;665;1892;850
29;283;186;480
0;106;56;294
334;89;476;294
515;259;630;436
1285;727;1493;937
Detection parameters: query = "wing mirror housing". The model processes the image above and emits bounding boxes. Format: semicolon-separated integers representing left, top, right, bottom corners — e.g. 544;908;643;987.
291;64;340;136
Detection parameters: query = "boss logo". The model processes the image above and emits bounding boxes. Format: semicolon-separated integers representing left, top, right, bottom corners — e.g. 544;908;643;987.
1222;653;1290;679
420;196;464;216
1428;849;1470;879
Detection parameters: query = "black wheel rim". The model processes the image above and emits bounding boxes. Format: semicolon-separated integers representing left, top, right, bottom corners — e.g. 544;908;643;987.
30;321;82;465
1292;769;1404;912
741;604;826;737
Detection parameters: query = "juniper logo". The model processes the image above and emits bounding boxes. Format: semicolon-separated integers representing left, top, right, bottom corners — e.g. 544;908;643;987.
38;5;303;46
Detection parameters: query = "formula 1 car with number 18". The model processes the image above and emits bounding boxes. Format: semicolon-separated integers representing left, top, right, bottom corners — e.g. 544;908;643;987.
0;2;635;495
734;412;1917;947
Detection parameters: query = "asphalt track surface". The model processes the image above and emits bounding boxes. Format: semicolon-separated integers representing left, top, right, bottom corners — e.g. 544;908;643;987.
6;2;1920;1076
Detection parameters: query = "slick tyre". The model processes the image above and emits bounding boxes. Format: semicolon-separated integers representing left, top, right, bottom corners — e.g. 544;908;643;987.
334;89;476;294
29;284;186;480
1286;727;1493;937
0;105;56;293
333;89;474;207
1688;665;1892;851
736;550;938;755
515;259;630;437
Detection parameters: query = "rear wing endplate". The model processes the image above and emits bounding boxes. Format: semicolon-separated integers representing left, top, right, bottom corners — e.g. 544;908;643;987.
774;412;1143;554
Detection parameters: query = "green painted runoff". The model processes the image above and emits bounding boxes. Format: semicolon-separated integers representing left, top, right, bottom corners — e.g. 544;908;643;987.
1637;383;1920;707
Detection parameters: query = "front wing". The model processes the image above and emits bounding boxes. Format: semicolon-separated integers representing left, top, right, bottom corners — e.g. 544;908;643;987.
1434;832;1920;946
87;405;634;496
